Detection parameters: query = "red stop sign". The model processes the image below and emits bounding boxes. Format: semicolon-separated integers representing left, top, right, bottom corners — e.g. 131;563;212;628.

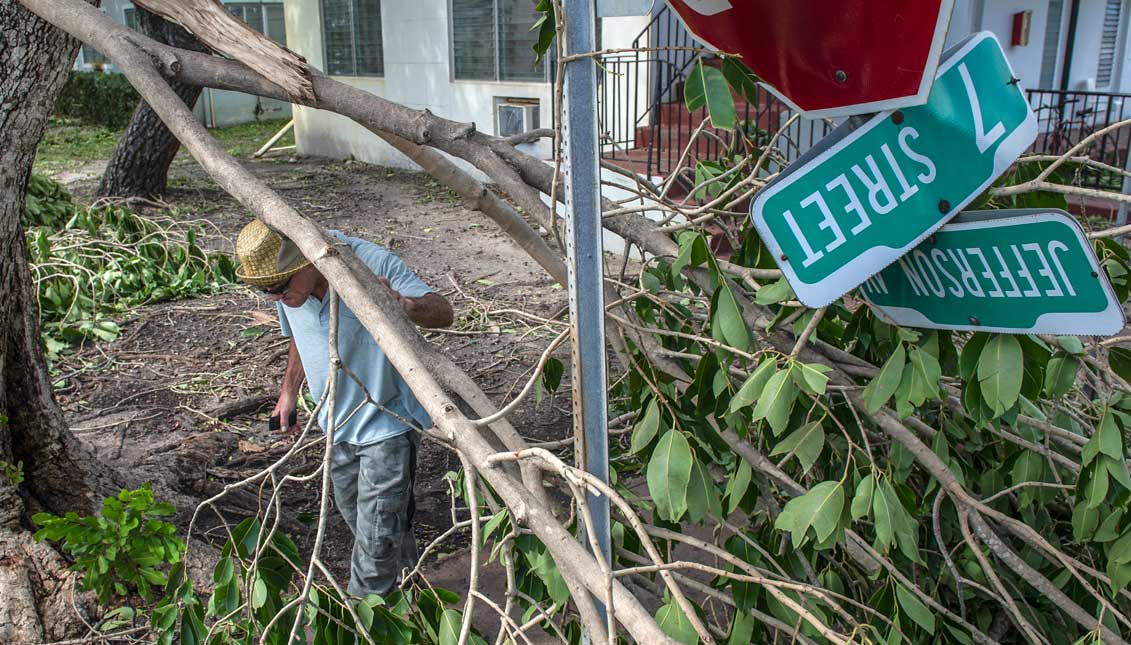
667;0;955;117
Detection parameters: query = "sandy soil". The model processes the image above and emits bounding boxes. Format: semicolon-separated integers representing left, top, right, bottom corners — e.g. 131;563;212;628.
55;153;574;602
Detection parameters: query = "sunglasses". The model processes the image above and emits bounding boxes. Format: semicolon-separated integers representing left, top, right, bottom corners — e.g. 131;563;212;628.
262;276;292;295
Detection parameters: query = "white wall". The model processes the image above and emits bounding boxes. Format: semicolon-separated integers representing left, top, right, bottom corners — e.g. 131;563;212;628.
960;0;1131;93
286;0;554;171
974;0;1055;91
599;15;652;153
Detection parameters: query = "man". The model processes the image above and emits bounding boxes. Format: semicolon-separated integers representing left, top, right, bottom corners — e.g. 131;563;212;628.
233;220;454;597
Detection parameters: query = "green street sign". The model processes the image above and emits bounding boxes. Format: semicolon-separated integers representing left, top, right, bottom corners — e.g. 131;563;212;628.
860;209;1124;335
751;32;1037;307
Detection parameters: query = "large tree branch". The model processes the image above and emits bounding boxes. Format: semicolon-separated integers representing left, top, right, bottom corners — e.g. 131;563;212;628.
20;0;674;641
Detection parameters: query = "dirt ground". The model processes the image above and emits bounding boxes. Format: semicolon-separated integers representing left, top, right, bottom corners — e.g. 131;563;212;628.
53;152;574;604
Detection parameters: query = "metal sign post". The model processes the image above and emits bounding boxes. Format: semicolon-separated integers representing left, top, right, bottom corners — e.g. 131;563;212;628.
561;0;613;616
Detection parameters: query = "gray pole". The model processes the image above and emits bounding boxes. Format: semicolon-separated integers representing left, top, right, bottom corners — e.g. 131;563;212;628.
561;0;612;614
1118;141;1131;226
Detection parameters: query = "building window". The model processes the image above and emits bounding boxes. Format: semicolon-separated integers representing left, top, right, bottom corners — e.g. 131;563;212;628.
452;0;548;82
124;7;139;31
321;0;383;77
1039;0;1064;89
81;44;108;66
1097;0;1122;87
227;3;289;46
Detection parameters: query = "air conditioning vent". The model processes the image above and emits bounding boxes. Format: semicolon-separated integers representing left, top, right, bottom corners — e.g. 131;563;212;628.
495;98;540;138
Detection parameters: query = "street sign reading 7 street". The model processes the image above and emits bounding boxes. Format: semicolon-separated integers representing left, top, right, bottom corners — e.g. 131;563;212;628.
751;32;1037;307
860;210;1124;335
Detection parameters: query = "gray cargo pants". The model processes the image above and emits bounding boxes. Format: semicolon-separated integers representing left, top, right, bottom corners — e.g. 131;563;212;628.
329;431;420;597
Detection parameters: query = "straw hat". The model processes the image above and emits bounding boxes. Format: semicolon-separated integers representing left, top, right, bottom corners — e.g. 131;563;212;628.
234;220;311;288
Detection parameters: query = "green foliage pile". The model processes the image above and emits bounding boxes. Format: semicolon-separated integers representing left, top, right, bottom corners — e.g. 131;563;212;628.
55;70;140;129
155;518;482;645
33;485;184;604
24;174;236;357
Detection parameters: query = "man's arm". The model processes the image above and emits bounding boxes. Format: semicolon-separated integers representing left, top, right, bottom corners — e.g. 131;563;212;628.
376;277;454;328
272;337;305;431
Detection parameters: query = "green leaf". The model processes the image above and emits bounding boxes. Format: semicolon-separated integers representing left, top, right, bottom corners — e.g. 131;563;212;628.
863;343;906;414
791;361;832;396
213;558;234;587
713;282;749;352
724;460;752;515
851;475;875;520
438;609;462;645
541;357;563;393
1072;501;1100;542
752;368;796;435
655;602;698;645
959;332;990;381
1084;464;1110;510
1110;347;1131;383
1057;336;1085;354
774;481;845;546
726;609;756;645
907;346;941;406
770;421;825;474
977;335;1023;416
684;59;736;130
1044;354;1079;398
1107;456;1131;492
647;430;694;522
630;399;662;454
729;358;777;412
251;576;267;610
895;584;935;634
685;458;722;523
721;56;759;103
755;278;794;305
1083;411;1124;468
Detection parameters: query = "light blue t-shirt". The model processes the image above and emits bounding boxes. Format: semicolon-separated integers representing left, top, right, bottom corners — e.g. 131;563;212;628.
278;232;433;445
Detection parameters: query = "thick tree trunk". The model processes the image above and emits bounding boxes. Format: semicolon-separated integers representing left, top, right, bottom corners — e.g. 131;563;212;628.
96;9;210;198
0;2;116;641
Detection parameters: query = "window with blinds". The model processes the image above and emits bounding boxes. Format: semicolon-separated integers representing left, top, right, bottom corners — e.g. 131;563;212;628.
452;0;549;82
224;3;287;45
1097;0;1122;87
321;0;384;77
1039;0;1065;89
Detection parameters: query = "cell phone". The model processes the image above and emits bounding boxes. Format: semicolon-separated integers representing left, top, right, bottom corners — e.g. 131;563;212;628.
268;410;299;431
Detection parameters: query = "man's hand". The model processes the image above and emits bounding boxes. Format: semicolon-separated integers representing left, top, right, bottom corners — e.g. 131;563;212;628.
376;277;454;328
271;390;298;432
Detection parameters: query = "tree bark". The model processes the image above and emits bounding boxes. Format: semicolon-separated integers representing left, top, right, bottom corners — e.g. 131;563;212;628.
96;8;210;198
0;3;122;641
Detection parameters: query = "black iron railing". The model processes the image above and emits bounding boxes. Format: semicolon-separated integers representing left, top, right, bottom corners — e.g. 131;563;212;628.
597;12;1131;195
1026;88;1131;190
597;5;836;184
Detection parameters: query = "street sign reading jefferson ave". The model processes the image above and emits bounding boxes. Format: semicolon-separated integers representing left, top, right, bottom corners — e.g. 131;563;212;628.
751;32;1037;307
861;210;1124;335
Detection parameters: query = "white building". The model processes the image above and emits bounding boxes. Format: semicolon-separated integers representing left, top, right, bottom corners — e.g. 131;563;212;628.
282;0;653;170
950;0;1131;95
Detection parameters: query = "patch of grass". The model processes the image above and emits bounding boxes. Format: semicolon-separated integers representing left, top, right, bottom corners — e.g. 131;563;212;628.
34;117;121;175
205;118;295;158
34;117;296;177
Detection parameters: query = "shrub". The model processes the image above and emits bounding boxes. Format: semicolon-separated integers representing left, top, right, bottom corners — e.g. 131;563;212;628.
24;175;236;357
55;70;139;129
33;484;185;604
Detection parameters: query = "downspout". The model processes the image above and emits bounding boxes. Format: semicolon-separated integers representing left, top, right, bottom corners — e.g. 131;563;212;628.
1059;0;1081;92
